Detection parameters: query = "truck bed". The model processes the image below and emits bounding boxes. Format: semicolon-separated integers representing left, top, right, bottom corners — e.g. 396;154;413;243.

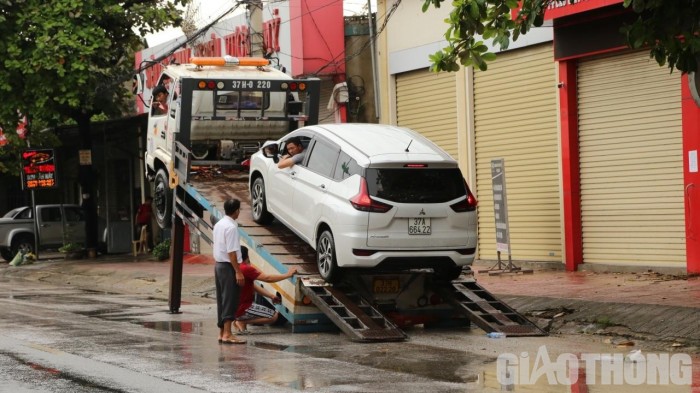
185;170;318;275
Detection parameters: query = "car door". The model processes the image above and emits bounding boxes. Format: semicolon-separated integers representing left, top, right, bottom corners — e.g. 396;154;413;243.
266;132;313;227
38;206;64;247
291;138;340;243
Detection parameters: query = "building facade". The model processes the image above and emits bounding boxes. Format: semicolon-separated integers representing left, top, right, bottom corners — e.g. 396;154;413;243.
377;0;700;273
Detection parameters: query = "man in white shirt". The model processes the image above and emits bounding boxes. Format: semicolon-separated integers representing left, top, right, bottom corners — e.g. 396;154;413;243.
213;198;246;344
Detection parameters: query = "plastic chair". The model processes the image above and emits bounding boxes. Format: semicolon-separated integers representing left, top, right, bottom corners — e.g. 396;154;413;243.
132;225;148;256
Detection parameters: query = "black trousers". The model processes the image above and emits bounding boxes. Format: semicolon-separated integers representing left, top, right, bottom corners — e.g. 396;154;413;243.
215;262;240;329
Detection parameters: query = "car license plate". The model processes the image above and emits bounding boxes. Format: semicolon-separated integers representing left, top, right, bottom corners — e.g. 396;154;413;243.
373;277;400;294
408;217;431;235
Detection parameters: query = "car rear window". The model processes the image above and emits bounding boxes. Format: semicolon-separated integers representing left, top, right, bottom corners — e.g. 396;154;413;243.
365;168;466;203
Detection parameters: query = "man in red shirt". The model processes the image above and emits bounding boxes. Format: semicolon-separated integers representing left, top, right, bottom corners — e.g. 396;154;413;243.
234;246;297;333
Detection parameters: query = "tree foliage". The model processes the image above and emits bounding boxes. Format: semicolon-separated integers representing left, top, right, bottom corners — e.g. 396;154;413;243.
0;0;189;171
423;0;700;73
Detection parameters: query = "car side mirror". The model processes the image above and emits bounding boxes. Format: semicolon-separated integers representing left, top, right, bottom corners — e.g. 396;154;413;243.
262;141;279;159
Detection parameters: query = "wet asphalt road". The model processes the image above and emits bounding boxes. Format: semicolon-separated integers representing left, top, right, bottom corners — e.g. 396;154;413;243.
0;276;693;392
0;276;491;392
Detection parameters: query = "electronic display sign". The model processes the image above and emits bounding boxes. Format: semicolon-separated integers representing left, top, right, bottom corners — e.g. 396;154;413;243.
21;148;57;190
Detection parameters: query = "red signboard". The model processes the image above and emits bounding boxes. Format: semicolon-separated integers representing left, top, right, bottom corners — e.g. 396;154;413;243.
544;0;624;20
21;148;57;190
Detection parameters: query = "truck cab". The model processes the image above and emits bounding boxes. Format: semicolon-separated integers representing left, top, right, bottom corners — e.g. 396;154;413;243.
143;56;320;228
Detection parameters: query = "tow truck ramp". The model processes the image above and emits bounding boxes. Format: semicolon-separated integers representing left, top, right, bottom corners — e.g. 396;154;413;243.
437;280;547;337
300;274;546;342
300;277;408;342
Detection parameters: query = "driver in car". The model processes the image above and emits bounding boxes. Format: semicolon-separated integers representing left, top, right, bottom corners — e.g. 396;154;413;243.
277;136;305;169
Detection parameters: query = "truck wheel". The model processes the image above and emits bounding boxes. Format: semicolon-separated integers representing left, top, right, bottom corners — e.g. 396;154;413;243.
11;235;34;257
251;177;274;225
0;248;12;262
317;230;341;283
154;169;172;229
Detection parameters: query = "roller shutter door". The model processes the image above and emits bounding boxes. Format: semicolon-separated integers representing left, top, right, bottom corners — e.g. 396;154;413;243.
473;44;560;262
578;51;684;265
396;70;458;157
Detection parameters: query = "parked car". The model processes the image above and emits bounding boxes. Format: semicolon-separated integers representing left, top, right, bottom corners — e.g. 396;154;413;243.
248;123;478;282
0;204;107;261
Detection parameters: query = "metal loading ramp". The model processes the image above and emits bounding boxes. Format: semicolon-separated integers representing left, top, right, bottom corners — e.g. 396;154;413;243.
437;280;547;337
300;277;408;342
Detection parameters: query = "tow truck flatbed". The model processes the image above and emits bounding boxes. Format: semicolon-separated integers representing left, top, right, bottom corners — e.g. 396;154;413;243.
170;167;546;341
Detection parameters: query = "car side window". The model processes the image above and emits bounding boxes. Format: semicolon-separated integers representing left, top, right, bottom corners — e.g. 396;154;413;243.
333;152;362;181
306;140;339;177
65;207;84;222
280;135;312;161
41;207;62;223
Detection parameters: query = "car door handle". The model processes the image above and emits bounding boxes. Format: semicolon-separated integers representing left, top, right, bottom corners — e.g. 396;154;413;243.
319;184;326;190
290;171;296;176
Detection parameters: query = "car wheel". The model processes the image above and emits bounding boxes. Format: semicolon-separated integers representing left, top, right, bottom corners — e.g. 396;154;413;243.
436;265;464;282
317;230;341;283
11;235;34;257
154;169;172;229
0;247;12;262
251;176;274;225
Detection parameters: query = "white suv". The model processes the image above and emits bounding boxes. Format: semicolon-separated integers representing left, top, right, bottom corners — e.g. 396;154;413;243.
248;124;477;282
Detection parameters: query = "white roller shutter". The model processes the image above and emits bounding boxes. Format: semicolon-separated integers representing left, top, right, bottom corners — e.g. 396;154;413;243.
578;51;684;265
473;44;561;262
396;70;458;157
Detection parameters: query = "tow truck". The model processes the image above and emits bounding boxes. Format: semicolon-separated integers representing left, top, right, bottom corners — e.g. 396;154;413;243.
146;56;546;342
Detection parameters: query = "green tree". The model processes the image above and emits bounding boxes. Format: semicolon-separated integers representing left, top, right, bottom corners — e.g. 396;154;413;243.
0;0;189;248
423;0;700;73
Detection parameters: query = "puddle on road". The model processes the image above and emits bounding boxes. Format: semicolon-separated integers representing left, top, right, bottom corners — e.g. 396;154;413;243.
140;320;205;335
249;339;483;385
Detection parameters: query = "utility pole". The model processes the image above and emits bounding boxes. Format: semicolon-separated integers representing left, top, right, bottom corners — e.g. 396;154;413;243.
248;0;264;57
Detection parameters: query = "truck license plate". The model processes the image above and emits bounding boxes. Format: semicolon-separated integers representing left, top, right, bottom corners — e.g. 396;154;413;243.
408;217;431;235
373;277;401;294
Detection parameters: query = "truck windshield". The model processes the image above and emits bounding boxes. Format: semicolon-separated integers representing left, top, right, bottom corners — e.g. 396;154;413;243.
216;91;266;110
3;207;30;219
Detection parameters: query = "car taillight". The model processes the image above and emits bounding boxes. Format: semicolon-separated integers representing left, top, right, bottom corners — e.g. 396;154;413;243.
450;180;478;212
350;177;393;213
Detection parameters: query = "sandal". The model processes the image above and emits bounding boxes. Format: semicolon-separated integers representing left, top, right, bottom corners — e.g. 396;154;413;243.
234;326;251;335
220;336;246;345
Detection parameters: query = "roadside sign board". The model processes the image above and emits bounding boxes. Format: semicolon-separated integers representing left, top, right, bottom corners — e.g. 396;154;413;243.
21;148;58;190
491;158;510;254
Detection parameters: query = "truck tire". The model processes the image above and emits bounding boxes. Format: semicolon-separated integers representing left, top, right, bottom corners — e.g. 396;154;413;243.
251;177;274;225
0;248;12;262
317;230;341;283
154;169;172;229
11;234;34;257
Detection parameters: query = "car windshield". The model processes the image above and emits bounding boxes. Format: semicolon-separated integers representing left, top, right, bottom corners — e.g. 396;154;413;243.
3;207;29;219
365;168;466;203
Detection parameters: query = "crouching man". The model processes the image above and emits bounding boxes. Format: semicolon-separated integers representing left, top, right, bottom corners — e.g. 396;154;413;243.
234;246;298;333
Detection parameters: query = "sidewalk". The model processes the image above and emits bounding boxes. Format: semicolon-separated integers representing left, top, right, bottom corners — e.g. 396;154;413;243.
2;253;699;349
